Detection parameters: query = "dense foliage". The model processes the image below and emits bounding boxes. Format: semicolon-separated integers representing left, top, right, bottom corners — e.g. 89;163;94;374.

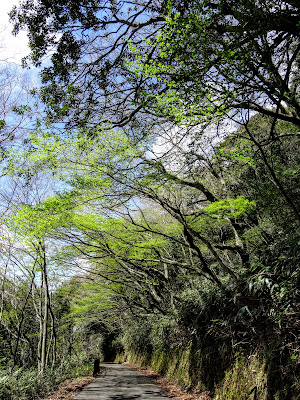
0;0;299;399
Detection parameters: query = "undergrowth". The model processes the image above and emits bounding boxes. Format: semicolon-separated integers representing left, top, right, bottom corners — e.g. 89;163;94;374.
0;358;92;400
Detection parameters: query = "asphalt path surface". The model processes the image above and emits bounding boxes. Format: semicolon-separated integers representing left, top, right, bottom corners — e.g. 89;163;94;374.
73;363;169;400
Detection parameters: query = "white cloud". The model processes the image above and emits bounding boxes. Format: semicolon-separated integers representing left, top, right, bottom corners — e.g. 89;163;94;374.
0;1;30;64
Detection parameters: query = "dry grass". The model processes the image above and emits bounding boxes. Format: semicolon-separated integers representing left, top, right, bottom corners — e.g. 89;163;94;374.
41;376;95;400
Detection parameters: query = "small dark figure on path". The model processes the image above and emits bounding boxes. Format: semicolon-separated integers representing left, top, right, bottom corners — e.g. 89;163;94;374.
93;358;100;376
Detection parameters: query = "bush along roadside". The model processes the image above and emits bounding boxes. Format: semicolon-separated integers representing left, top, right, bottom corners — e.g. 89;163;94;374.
115;282;299;400
0;358;93;400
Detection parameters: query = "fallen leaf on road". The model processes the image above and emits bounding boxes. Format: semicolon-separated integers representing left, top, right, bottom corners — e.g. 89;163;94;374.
42;376;95;400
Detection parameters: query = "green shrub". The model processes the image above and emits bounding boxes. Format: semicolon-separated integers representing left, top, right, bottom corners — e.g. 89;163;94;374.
0;358;92;400
122;318;153;353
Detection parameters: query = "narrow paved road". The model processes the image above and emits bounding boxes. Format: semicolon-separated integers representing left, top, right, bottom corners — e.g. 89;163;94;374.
73;363;168;400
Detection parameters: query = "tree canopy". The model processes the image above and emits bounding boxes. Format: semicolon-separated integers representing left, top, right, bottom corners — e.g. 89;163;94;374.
10;0;300;129
0;1;299;399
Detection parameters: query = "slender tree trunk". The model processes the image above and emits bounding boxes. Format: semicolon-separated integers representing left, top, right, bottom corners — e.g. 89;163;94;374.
38;242;50;374
13;274;35;368
0;252;10;323
35;280;43;372
39;242;56;371
46;306;57;368
40;285;48;373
